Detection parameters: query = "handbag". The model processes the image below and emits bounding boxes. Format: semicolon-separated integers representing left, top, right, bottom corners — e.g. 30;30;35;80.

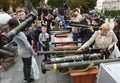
32;56;40;80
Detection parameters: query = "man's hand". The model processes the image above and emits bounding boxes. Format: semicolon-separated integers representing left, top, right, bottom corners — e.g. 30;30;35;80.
88;26;94;32
108;45;114;51
42;44;46;47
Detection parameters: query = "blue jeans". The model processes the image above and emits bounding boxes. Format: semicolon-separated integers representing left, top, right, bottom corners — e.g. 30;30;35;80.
37;42;41;51
72;32;79;45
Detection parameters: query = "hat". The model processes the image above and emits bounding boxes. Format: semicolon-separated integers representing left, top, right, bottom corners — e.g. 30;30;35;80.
86;10;92;15
100;23;110;30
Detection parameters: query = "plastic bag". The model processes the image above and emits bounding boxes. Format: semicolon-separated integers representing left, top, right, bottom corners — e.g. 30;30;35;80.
32;56;40;80
109;44;120;58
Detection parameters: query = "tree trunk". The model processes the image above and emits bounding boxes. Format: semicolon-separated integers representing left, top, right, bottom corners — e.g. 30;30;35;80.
24;0;37;15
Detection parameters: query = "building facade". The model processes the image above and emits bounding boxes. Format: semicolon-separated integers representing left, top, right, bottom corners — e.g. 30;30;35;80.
102;0;120;10
95;0;105;13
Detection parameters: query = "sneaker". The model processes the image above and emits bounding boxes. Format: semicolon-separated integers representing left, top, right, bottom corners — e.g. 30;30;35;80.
30;78;34;82
24;78;34;82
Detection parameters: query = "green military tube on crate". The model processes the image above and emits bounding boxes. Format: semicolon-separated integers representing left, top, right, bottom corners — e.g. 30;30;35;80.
47;53;103;63
41;58;120;74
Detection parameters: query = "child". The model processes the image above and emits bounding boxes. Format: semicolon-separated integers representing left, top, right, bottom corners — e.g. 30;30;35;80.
35;20;42;51
39;24;50;61
32;20;42;52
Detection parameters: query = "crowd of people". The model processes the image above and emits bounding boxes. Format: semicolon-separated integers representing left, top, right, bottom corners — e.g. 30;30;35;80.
1;4;120;83
69;8;120;59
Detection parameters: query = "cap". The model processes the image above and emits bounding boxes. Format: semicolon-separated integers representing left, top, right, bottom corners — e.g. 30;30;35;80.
86;10;92;15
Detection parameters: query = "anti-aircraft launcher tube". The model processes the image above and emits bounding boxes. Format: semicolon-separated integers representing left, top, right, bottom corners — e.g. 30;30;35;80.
0;13;36;47
69;22;100;30
41;58;120;73
54;46;81;51
47;53;102;63
37;48;104;56
52;41;82;44
50;30;70;35
0;49;14;56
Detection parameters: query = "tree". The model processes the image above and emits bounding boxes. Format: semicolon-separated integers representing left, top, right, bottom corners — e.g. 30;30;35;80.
47;0;62;8
32;0;44;8
87;0;97;9
47;0;97;13
0;0;10;11
0;0;43;13
70;0;89;11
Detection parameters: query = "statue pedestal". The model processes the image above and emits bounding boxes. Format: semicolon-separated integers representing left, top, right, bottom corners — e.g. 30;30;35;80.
70;67;98;83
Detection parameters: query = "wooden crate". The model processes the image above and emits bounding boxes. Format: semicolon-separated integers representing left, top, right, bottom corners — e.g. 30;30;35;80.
70;67;98;83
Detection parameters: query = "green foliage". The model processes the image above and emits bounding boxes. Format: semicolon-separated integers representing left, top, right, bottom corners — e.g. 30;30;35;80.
47;0;62;8
47;0;89;9
105;10;120;17
0;0;10;11
70;0;89;9
0;0;24;12
0;0;97;13
12;0;24;11
87;0;97;9
0;0;42;12
47;0;97;13
32;0;44;8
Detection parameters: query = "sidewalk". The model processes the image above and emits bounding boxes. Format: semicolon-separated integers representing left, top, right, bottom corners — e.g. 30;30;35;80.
0;56;72;83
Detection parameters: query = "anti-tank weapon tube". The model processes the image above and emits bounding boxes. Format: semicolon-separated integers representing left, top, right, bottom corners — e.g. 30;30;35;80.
69;22;100;30
0;49;14;56
37;48;104;56
50;30;70;35
47;53;102;63
54;46;81;51
0;13;36;46
41;58;120;73
38;51;80;56
52;41;82;44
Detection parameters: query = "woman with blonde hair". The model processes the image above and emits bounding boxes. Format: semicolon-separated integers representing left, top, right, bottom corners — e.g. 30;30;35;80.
77;23;118;58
